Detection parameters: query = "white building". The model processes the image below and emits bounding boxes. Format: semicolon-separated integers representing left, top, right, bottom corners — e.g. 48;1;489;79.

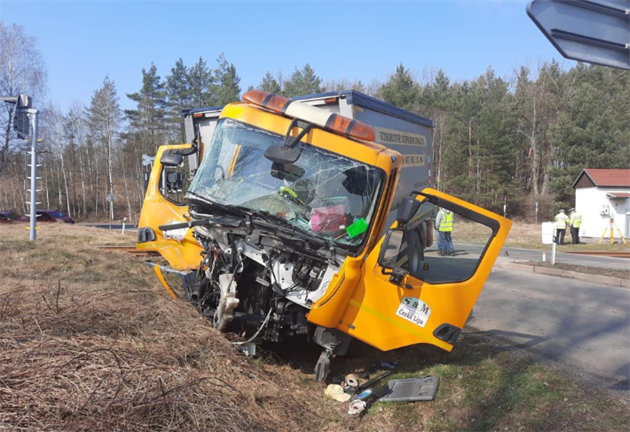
572;169;630;239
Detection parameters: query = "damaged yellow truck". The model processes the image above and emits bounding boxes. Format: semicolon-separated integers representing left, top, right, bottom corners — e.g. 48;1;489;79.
137;90;511;380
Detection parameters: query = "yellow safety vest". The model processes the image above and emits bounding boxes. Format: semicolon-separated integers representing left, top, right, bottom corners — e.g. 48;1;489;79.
555;213;568;229
571;213;582;228
439;212;453;232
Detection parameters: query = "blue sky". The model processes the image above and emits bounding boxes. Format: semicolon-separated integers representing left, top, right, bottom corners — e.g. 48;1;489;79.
0;0;568;111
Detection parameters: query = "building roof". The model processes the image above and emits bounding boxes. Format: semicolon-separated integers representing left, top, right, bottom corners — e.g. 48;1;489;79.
572;169;630;189
606;192;630;199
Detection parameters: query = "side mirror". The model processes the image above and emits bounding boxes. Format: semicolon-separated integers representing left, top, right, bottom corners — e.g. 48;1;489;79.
165;171;184;193
161;152;184;167
396;196;421;225
377;229;405;270
264;145;302;164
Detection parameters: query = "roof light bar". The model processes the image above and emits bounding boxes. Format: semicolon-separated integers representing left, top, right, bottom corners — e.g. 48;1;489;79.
242;90;375;142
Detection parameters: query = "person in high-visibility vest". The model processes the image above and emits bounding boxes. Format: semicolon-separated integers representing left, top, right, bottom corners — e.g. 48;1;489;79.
569;208;582;245
554;209;569;245
435;207;455;256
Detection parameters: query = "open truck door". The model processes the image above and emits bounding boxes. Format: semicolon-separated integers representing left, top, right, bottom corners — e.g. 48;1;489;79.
136;144;203;271
337;188;511;352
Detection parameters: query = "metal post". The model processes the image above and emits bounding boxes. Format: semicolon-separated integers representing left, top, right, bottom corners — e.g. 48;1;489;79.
122;217;127;235
28;109;38;242
551;241;556;266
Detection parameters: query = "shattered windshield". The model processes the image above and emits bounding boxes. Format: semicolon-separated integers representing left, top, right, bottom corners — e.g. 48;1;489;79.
188;118;384;250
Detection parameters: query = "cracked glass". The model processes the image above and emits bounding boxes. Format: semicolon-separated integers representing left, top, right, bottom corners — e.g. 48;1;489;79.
188;119;385;248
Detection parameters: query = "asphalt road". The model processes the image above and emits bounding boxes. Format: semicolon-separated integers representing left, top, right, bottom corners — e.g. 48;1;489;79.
470;267;630;394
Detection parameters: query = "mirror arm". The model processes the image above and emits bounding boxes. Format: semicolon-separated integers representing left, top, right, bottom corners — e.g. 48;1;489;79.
409;190;438;204
283;119;314;149
389;268;412;289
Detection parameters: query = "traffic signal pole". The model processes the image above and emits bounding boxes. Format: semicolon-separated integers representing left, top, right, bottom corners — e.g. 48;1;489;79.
1;94;36;241
27;108;39;241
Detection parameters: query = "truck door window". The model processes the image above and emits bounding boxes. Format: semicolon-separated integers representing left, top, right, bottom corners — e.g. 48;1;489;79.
159;157;191;205
393;201;494;284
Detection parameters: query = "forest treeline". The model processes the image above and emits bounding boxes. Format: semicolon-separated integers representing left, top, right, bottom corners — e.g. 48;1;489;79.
1;22;628;222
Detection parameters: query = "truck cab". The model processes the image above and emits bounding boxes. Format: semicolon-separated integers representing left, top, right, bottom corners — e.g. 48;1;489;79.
137;90;511;381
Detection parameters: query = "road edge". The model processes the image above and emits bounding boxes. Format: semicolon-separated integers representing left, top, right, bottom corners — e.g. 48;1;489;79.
497;261;630;289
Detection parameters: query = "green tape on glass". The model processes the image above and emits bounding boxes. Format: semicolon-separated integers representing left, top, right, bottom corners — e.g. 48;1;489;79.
346;218;368;238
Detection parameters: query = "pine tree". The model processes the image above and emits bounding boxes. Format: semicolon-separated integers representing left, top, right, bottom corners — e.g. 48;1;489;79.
322;78;366;92
282;64;323;97
259;71;282;94
125;63;168;154
419;69;452;188
379;63;419;111
549;65;630;210
166;58;191;143
214;53;241;105
188;57;215;107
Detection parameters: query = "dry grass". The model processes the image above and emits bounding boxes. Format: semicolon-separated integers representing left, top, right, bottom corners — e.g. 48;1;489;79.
454;221;630;252
0;224;627;432
0;225;323;432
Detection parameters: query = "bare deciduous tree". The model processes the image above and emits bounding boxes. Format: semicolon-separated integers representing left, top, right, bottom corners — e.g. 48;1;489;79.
87;77;121;221
0;22;47;183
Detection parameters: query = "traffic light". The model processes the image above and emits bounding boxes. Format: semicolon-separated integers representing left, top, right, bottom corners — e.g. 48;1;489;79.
1;94;32;139
13;94;32;139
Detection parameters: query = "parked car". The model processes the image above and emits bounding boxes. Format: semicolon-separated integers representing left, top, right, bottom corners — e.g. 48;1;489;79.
0;212;15;223
18;210;75;224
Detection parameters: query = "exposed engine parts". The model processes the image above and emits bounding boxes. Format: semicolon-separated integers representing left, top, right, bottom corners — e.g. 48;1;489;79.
182;222;339;351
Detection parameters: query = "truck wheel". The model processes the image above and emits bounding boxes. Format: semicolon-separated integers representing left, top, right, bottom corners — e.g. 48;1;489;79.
314;350;332;382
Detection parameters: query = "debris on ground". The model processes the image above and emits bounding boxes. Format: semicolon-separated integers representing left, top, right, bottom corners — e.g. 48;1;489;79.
324;384;352;402
380;376;440;402
324;359;438;418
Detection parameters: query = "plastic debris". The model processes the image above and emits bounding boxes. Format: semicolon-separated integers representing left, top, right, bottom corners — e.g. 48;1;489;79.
379;376;440;402
348;399;367;416
344;373;359;388
346;217;368;238
324;384;352;402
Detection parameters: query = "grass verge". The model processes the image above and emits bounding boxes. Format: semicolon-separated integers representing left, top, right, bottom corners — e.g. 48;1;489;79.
522;260;630;280
0;224;627;431
455;221;629;252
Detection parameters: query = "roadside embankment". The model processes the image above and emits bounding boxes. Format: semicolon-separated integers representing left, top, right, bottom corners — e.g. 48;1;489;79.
497;260;630;288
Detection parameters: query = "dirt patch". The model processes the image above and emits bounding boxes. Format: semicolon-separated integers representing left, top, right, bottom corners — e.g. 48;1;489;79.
1;225;628;431
524;260;630;280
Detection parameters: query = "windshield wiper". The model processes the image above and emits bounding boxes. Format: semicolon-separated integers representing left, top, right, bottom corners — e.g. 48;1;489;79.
248;210;320;242
187;191;253;219
187;192;338;261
